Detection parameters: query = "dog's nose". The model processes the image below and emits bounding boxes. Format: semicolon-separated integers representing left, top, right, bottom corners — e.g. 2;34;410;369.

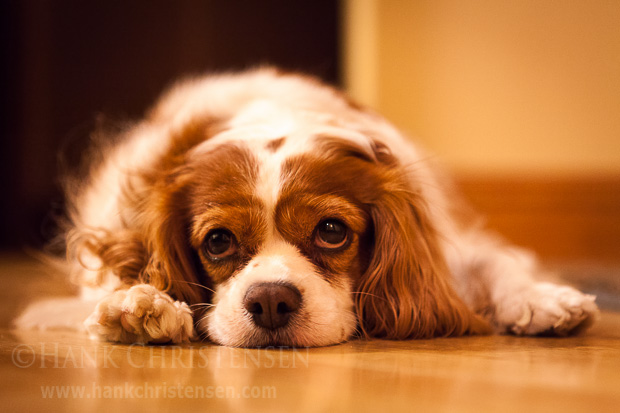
243;282;302;330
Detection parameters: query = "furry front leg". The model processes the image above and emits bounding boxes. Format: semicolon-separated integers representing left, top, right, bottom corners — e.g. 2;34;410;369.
447;233;599;336
85;284;196;344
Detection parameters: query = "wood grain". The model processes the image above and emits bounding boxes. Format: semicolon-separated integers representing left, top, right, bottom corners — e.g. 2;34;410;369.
2;254;620;412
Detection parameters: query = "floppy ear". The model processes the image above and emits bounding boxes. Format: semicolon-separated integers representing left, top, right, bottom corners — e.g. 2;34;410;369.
139;166;211;306
356;171;490;339
68;175;209;306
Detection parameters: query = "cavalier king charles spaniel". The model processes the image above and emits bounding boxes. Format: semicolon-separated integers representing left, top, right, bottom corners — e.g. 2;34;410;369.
17;68;599;347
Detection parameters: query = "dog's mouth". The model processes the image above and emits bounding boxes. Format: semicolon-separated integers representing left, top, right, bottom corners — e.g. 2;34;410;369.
238;313;308;348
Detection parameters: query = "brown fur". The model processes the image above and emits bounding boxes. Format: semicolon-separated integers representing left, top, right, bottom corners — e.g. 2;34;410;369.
67;228;147;287
265;137;286;152
357;177;491;338
187;143;267;284
274;192;370;282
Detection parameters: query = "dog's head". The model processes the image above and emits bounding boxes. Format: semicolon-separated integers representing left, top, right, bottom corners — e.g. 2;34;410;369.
78;71;487;347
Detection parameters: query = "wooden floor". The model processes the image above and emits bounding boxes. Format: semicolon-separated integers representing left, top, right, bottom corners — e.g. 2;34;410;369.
1;253;619;412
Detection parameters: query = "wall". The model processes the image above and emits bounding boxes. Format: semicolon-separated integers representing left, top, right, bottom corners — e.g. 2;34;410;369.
343;0;620;262
344;0;620;176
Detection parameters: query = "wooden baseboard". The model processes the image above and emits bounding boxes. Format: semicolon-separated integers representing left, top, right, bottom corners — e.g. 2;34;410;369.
456;176;620;264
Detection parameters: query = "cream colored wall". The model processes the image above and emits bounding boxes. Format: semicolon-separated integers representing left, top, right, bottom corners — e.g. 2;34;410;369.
343;0;620;176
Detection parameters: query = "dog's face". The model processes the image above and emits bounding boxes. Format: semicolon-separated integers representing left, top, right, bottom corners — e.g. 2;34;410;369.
182;105;386;347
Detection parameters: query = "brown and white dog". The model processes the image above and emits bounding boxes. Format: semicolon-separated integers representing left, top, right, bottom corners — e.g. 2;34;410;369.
17;68;598;347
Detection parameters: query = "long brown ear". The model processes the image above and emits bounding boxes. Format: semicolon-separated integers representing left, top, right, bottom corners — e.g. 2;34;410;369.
356;171;490;339
68;175;209;306
139;166;211;306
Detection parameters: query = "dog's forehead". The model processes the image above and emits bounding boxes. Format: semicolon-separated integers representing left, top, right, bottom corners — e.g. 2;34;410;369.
191;99;374;159
188;99;376;209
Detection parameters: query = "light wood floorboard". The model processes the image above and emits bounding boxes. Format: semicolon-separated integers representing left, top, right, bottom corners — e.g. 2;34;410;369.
1;253;619;412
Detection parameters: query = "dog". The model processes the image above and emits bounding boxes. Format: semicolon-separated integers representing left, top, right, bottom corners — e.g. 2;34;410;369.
17;68;599;347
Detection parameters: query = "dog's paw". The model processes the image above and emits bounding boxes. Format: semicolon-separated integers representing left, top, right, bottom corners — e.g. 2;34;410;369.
497;282;599;336
84;284;195;344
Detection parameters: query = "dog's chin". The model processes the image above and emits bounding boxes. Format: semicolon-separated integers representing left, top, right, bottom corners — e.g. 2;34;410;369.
201;316;355;348
214;332;349;349
217;330;331;348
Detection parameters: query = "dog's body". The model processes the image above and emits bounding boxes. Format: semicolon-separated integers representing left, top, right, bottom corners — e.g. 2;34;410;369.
17;68;598;346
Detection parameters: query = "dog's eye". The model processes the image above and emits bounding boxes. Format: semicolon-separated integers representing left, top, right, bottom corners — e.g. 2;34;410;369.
315;220;348;249
204;229;237;259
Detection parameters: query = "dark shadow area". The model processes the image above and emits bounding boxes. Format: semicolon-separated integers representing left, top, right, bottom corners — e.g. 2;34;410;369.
0;0;341;248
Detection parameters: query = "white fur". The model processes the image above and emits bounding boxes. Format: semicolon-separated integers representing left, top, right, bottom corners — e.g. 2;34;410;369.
15;68;599;345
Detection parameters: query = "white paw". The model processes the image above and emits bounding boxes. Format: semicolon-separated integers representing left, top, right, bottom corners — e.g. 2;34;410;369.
84;284;196;344
497;282;599;336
